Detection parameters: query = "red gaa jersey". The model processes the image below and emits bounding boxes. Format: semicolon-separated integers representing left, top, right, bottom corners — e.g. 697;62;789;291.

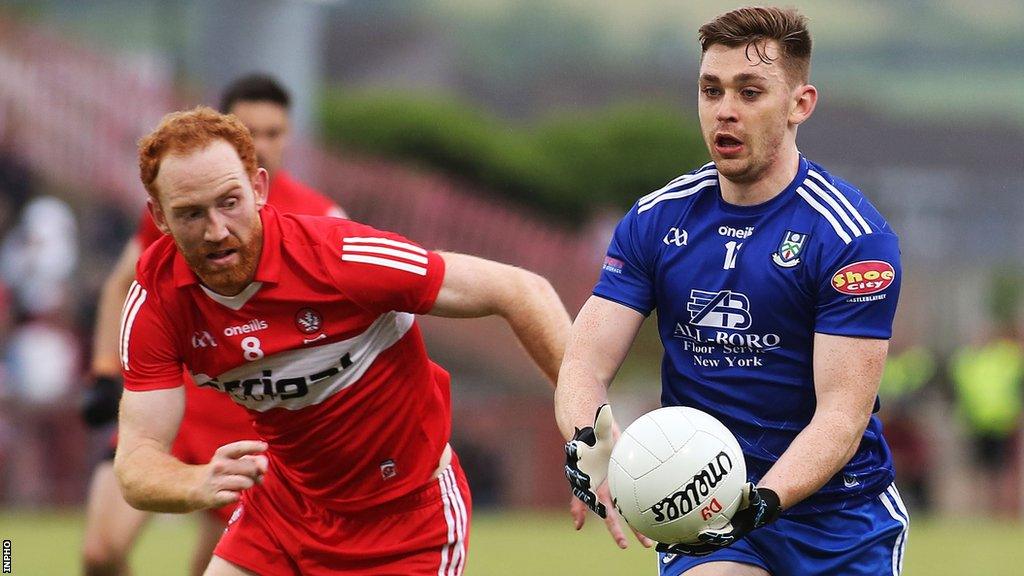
120;206;451;511
134;170;341;442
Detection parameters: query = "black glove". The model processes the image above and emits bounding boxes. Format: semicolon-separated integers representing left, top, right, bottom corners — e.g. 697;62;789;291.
564;404;615;518
81;375;123;428
656;483;781;556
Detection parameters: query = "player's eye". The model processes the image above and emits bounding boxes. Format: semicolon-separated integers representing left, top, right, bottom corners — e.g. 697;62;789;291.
222;197;239;209
741;88;761;99
701;86;721;98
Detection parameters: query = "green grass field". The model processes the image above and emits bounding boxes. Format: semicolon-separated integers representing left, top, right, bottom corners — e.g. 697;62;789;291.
1;510;1021;575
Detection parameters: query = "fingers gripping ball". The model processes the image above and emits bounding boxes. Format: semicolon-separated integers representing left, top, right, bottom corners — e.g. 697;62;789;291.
607;407;746;545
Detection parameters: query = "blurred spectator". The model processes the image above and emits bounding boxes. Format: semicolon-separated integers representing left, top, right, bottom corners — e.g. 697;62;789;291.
0;196;79;318
2;319;82;506
0;195;84;506
950;326;1023;516
878;343;937;511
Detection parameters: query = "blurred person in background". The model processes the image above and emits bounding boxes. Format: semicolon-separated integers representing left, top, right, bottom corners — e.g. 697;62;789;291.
558;7;908;576
0;195;82;505
115;107;568;575
80;74;346;576
877;338;937;511
950;322;1023;517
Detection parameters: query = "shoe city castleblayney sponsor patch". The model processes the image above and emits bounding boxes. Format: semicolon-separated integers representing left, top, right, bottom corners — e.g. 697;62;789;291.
831;260;896;296
771;230;807;268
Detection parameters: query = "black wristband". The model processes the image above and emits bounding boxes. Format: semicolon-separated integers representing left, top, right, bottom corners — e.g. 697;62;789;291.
756;487;783;525
81;375;123;428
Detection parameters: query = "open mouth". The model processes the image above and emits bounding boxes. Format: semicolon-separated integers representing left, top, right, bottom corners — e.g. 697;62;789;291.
205;248;238;264
714;133;744;155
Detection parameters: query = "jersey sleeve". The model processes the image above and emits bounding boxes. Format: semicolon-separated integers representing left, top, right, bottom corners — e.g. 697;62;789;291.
119;281;184;391
322;222;445;315
592;206;656;315
135;209;164;250
815;232;901;339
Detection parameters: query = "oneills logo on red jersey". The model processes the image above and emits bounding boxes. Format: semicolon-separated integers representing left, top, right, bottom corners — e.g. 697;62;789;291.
340;236;428;276
831;260;895;296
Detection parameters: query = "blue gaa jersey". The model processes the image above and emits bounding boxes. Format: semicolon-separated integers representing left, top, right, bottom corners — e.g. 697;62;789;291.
595;156;901;515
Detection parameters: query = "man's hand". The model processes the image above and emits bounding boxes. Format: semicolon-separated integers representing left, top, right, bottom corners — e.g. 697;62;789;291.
564;404;615;517
81;375;123;428
570;480;654;550
192;441;269;509
655;483;781;556
565;406;654;549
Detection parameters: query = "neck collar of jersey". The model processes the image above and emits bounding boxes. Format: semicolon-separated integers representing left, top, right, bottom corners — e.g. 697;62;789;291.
172;205;283;289
715;155;809;216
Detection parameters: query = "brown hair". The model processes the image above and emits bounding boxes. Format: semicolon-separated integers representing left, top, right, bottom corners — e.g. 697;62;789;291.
698;6;812;84
138;106;258;199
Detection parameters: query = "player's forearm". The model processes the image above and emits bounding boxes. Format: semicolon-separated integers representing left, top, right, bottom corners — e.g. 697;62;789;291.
554;356;612;440
554;297;643;439
498;271;571;385
92;241;141;375
114;442;205;513
756;407;868;509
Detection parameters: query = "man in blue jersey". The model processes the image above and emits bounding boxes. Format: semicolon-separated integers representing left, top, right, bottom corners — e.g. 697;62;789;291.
556;6;908;576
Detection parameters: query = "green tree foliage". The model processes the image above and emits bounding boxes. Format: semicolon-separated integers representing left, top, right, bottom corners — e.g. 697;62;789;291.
319;91;708;224
535;104;709;210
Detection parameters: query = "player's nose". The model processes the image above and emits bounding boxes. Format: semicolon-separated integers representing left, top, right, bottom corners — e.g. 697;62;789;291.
203;210;230;243
715;93;740;123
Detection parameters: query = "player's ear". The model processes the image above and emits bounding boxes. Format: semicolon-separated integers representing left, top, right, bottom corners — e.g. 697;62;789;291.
253;167;269;208
790;83;817;126
148;197;171;235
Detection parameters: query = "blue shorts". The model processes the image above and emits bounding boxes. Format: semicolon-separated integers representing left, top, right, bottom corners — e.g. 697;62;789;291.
659;484;910;576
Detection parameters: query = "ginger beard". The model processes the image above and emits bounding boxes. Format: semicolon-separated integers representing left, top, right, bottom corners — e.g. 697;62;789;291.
176;214;263;295
151;139;268;296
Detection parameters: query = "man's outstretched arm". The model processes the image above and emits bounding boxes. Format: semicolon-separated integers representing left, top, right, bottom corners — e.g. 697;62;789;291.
553;295;651;549
429;252;571;385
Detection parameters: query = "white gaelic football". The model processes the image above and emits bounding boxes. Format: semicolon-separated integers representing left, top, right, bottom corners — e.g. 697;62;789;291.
608;407;746;544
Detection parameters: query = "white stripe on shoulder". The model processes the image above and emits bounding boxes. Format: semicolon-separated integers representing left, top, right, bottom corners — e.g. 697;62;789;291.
341;254;428;275
119;282;143;370
120;282;147;371
807;170;872;234
637;164;717;207
796;186;852;244
343;236;427;255
802;179;863;240
638;178;717;214
342;244;429;265
120;281;142;322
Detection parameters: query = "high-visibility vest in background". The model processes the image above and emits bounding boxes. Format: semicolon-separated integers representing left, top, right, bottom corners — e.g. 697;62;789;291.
880;346;936;402
950;339;1024;437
